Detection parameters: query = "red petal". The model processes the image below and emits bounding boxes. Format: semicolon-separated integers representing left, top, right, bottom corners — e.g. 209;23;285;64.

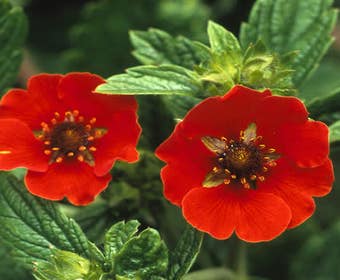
0;119;48;171
182;186;238;240
264;120;329;167
256;95;308;128
58;72;138;126
25;162;111;205
156;125;215;205
182;186;291;242
235;191;291;242
180;85;271;139
0;74;64;129
93;111;141;176
259;158;333;228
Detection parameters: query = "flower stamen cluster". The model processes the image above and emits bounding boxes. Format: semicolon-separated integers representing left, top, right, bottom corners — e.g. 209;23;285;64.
38;110;106;165
202;123;278;189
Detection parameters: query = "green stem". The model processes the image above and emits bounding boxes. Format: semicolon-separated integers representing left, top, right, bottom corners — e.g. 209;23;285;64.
236;240;248;280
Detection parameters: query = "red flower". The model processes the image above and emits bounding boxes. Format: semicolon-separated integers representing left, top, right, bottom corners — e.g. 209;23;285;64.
0;73;141;205
156;86;334;242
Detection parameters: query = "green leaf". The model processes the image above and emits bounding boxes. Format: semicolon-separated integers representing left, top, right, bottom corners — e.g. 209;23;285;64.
240;0;338;87
114;228;168;279
130;28;209;69
329;120;340;144
104;220;140;262
96;65;203;96
0;1;27;93
290;220;340;280
307;88;340;119
162;94;201;119
0;173;90;269
167;225;204;280
207;21;241;56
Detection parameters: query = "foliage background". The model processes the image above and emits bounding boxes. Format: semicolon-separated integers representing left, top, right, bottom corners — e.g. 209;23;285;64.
1;0;340;279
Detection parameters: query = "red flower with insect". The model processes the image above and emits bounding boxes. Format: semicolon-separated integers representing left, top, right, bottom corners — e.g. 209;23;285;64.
0;73;141;205
156;86;334;242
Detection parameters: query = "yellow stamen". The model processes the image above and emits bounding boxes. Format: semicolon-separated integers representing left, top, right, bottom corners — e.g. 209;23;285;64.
258;176;265;182
51;118;57;125
263;167;268;172
231;174;237;179
268;161;277;167
52;147;60;151
213;166;219;173
0;150;11;155
56;157;63;163
241;177;247;185
54;112;60;119
243;183;251;189
44;150;51;155
224;169;231;174
67;152;74;157
223;179;231;185
259;144;266;149
90;118;96;124
77;155;84;162
87;136;94;141
73;110;79;117
85;124;91;131
89;146;97;152
78;116;84;122
250;175;257;181
44;140;51;145
268;148;276;153
78;146;86;152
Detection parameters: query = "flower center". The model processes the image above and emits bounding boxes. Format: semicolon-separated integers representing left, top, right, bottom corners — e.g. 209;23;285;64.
38;110;106;165
201;123;279;189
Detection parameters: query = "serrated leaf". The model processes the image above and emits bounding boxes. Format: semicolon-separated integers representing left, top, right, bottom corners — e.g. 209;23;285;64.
329;120;340;144
0;1;27;93
130;28;209;69
104;220;140;261
114;228;168;279
0;173;90;269
96;65;203;96
307;88;340;119
162;94;201;119
167;225;204;280
240;0;338;87
207;21;241;56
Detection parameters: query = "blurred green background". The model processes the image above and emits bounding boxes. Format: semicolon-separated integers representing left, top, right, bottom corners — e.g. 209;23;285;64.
1;0;340;279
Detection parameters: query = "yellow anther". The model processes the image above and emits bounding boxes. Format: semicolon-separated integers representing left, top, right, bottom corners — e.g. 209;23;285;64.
268;148;276;153
229;139;234;144
78;146;86;152
241;177;247;185
90;118;97;124
77;155;84;162
73;110;79;117
40;122;48;127
268;161;277;167
218;157;224;162
88;136;94;141
85;124;92;131
231;174;237;179
44;150;51;155
52;147;60;151
263;167;268;172
224;169;231;174
89;146;97;152
264;156;270;161
259;144;266;149
78;116;84;122
67;152;74;157
256;136;263;141
213;166;219;173
54;112;60;119
223;179;231;185
56;157;63;163
0;150;11;155
44;140;51;145
250;175;257;181
243;183;251;189
65;111;72;117
258;176;265;182
51;118;57;125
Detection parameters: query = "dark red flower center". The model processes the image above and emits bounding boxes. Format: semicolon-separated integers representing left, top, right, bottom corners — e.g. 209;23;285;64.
202;123;279;189
38;110;106;165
